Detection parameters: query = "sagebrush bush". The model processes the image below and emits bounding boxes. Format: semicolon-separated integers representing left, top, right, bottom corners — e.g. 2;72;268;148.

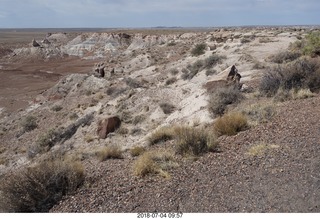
159;102;176;114
260;58;320;96
191;43;207;56
205;69;217;76
269;51;301;64
21;115;38;132
204;54;226;69
35;129;60;153
174;126;218;156
182;60;204;80
303;31;320;57
0;159;84;212
208;86;244;117
51;105;63;112
214;112;248;136
166;77;177;85
96;146;123;161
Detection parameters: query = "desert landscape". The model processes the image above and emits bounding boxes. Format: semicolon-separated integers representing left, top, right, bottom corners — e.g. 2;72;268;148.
0;26;320;213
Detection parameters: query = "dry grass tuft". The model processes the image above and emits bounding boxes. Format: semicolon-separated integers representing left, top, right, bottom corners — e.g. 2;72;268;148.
174;126;218;156
133;149;178;178
241;102;276;125
0;159;84;212
148;126;176;146
96;145;123;161
248;143;280;156
214;112;249;136
130;146;146;157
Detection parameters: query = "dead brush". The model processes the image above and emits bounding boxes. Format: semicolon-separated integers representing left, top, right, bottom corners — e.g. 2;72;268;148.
0;159;84;212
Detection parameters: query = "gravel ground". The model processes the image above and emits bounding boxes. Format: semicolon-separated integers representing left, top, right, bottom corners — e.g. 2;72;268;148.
51;95;320;213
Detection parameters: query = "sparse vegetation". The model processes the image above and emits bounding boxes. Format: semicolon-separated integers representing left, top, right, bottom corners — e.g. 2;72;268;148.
205;69;217;76
96;145;123;161
0;159;84;212
130;146;146;157
133;149;177;178
191;43;207;56
125;77;143;88
84;135;95;143
69;112;79;120
21;115;37;132
242;103;276;124
240;37;252;44
259;37;273;43
260;58;320;97
269;51;301;64
148;126;176;146
132;114;146;125
170;68;179;75
51;105;63;112
302;31;320;57
208;86;244;117
204;54;226;69
35;129;60;153
166;77;177;85
167;41;177;46
182;60;204;80
214;112;248;136
159;102;176;114
248;143;280;156
174;126;218;156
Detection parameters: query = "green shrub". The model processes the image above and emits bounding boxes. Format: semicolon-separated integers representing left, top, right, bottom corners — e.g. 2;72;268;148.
35;129;60;153
21;115;38;132
182;60;204;80
214;112;248;136
0;159;84;212
303;31;320;56
174;126;218;156
51;105;63;112
159;102;176;114
204;54;226;69
166;77;177;85
205;69;217;76
191;43;207;56
170;68;179;75
208;86;244;117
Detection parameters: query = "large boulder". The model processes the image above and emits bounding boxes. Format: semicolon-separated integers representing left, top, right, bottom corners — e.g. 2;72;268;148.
97;116;121;139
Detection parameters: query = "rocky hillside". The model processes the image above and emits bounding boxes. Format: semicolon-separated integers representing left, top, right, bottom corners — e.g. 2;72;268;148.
0;27;319;212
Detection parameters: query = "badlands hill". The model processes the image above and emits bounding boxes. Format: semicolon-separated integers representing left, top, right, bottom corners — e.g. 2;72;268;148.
0;27;320;212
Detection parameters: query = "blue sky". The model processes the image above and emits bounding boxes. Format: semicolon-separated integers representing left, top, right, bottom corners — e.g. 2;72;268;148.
0;0;319;28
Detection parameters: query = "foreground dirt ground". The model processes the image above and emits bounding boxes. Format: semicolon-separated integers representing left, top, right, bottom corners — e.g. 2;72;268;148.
49;95;320;212
0;27;320;212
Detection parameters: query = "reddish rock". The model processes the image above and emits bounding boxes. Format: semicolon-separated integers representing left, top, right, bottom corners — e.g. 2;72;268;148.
97;116;121;139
